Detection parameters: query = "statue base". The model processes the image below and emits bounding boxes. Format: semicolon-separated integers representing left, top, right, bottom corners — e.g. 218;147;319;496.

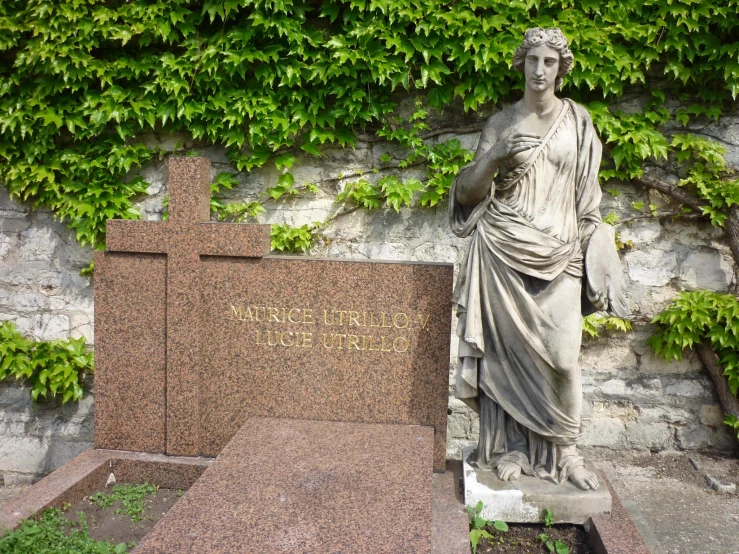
462;446;611;524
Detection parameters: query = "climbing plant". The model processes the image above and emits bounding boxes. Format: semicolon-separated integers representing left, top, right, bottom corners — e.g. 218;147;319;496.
1;0;739;250
0;321;92;404
1;0;739;418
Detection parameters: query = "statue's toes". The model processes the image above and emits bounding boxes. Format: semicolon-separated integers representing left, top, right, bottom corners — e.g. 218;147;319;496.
585;476;600;490
570;476;589;490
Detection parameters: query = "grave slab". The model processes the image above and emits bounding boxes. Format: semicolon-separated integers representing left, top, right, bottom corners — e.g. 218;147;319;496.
462;446;612;524
95;156;453;470
135;418;435;554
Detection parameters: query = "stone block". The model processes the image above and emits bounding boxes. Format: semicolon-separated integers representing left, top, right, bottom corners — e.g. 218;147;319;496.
414;242;458;263
34;313;70;340
135;419;435;554
0;313;34;334
581;417;627;448
639;349;702;374
19;227;58;262
663;380;708;398
45;440;93;473
678;248;732;291
625;249;677;286
0;436;49;474
580;342;638;373
699;404;726;427
462;447;611;524
624;422;673;451
618;220;661;245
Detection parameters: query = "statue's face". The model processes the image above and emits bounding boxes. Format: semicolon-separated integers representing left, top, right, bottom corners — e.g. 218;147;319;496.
523;44;560;92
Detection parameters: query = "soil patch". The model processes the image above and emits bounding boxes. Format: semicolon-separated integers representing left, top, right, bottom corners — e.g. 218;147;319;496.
629;452;706;487
62;485;181;547
476;523;593;554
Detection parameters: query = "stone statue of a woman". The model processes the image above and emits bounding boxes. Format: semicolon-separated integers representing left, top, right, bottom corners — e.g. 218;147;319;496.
450;28;627;491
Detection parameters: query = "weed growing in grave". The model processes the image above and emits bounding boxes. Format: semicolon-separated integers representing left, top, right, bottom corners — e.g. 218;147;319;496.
466;500;508;554
90;483;158;523
538;508;570;554
0;508;127;553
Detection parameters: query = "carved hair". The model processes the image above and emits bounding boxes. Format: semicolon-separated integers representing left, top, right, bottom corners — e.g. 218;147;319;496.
512;27;574;90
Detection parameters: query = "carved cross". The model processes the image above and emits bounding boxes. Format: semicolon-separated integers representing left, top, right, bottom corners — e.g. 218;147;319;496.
104;157;270;456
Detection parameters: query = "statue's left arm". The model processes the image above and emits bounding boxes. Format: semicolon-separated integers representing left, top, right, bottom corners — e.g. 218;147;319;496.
573;101;630;317
573;102;603;254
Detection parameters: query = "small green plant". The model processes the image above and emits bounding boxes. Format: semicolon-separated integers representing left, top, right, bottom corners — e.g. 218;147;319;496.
537;508;570;554
649;290;739;438
725;415;739;440
543;507;555;527
466;500;508;554
90;483;158;523
0;321;92;404
0;508;127;553
270;222;322;253
582;314;633;339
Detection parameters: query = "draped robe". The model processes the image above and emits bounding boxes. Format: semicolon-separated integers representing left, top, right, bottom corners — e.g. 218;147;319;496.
449;99;603;484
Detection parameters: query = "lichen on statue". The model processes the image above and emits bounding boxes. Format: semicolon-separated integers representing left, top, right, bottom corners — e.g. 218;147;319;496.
450;27;628;491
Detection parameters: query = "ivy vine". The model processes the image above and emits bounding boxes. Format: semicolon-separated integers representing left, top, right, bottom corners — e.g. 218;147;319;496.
1;1;739;425
1;0;738;250
0;321;92;404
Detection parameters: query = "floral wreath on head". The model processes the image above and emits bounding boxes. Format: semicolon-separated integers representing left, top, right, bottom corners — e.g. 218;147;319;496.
512;28;574;90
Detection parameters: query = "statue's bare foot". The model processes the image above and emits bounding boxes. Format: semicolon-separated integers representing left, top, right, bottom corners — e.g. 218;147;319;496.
496;461;522;481
568;466;599;490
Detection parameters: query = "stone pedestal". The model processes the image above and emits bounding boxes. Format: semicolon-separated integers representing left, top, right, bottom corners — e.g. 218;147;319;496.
462;447;611;524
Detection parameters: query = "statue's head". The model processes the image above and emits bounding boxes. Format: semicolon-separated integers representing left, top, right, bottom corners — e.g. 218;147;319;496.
512;28;574;91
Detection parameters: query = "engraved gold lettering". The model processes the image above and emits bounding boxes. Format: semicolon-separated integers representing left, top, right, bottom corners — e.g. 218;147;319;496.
393;313;409;329
336;310;347;325
417;313;430;330
267;330;278;346
369;312;380;327
255;307;265;322
381;336;393;352
304;309;314;324
349;311;361;326
288;308;301;323
369;335;380;351
231;305;242;320
323;309;335;325
243;307;254;322
268;307;280;323
381;313;392;328
393;336;409;352
256;329;267;345
322;333;333;348
346;335;360;350
280;331;294;347
301;332;313;348
334;334;346;349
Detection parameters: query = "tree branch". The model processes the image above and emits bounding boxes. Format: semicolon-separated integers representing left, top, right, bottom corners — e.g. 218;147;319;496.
356;123;485;143
633;173;705;211
696;342;739;419
633;172;739;269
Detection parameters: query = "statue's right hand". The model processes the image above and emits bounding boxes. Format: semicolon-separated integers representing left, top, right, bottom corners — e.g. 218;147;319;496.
507;132;541;157
491;132;541;162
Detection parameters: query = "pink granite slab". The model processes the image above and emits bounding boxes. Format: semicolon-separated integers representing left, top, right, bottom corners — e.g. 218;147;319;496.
199;256;453;470
135;418;435;554
95;156;452;469
94;251;167;452
589;472;651;554
432;471;471;554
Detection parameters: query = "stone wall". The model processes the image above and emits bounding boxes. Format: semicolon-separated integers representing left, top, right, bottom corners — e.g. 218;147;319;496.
1;106;738;481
